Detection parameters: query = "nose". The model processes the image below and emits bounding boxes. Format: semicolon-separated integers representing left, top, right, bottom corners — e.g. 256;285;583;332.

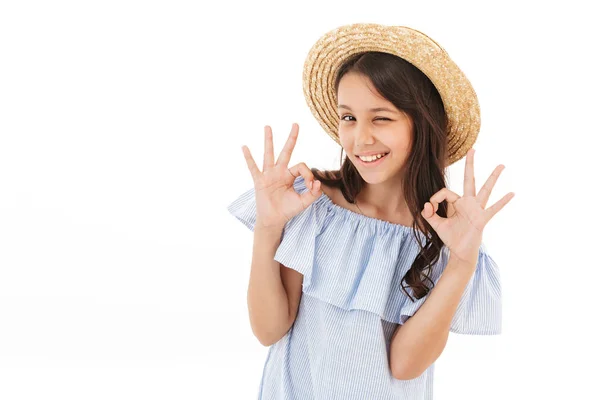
354;125;376;147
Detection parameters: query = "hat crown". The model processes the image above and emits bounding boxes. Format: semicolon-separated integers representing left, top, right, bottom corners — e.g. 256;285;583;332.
302;23;480;166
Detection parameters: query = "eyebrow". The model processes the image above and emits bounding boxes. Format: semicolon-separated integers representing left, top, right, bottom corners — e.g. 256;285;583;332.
337;104;399;113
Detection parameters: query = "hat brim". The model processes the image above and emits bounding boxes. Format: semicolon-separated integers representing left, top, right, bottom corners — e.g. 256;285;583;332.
302;23;480;166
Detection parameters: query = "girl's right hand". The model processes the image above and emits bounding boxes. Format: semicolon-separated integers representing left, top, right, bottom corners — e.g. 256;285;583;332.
242;123;322;230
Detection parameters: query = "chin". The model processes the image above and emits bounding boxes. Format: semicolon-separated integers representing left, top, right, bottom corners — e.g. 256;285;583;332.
356;171;390;185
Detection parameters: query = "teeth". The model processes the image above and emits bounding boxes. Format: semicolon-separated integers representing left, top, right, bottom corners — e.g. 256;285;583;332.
359;153;387;162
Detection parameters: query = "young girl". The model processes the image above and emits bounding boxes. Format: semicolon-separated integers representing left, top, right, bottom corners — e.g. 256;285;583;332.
227;23;515;399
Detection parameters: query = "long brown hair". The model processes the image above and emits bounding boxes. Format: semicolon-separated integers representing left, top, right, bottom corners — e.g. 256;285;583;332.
310;51;451;302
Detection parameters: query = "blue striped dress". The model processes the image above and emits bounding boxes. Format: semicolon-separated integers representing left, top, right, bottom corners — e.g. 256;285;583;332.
227;175;501;400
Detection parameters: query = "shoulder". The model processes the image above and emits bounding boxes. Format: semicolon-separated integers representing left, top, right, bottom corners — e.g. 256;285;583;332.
319;181;352;210
319;181;335;199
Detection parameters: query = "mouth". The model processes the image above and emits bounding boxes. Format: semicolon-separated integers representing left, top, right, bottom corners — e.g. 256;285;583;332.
355;152;389;167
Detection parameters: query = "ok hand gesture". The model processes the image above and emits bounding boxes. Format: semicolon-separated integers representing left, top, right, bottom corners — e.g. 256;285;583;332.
242;123;322;230
421;149;515;266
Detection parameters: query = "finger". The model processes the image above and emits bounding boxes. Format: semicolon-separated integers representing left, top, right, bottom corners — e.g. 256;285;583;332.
242;145;260;182
464;148;476;197
429;188;461;213
263;126;274;171
447;201;457;218
288;162;321;196
484;192;515;222
300;178;322;206
477;164;505;208
276;123;299;167
422;201;444;230
422;188;459;230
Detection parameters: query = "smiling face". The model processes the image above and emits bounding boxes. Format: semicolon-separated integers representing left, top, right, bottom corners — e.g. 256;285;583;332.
336;72;414;184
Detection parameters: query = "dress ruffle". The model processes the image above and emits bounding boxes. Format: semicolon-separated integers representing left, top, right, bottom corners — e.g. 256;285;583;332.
227;176;501;335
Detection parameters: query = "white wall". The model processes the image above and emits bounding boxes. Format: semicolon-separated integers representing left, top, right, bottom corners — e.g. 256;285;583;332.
1;0;598;399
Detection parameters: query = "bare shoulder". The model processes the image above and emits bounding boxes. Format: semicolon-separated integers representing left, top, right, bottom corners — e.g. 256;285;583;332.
318;181;346;206
319;180;335;199
318;181;355;211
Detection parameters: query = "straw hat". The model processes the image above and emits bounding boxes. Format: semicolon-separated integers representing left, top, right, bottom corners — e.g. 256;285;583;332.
302;23;480;166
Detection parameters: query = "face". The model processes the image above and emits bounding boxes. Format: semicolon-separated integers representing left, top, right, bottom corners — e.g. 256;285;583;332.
337;72;413;184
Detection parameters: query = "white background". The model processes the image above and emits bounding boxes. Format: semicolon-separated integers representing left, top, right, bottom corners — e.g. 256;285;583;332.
1;0;598;399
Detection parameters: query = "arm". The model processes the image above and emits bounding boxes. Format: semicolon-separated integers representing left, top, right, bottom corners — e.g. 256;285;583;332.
247;222;302;347
389;255;476;380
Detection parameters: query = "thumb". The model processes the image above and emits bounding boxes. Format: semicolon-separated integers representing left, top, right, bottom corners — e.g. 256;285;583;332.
300;179;322;207
421;202;443;227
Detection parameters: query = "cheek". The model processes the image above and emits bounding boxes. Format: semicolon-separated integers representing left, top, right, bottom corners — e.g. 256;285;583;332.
339;137;358;162
391;137;411;151
338;132;353;151
388;129;412;150
338;125;412;152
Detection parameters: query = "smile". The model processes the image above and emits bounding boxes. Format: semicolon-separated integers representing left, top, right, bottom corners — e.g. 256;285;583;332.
356;153;389;167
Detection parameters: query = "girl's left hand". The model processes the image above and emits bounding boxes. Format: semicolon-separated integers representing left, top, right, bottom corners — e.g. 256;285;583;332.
421;148;515;266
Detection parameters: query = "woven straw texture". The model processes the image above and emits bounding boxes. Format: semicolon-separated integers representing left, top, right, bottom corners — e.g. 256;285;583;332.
302;23;480;166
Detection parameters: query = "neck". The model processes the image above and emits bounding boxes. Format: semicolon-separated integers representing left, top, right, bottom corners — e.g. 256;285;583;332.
356;179;410;218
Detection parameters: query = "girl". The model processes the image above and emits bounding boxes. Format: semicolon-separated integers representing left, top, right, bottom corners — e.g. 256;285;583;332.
227;23;514;399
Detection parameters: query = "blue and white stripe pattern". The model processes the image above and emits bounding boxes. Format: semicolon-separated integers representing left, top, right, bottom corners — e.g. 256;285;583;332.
227;176;502;399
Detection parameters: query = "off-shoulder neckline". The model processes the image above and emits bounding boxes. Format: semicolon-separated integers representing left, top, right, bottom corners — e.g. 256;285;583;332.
316;190;425;235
